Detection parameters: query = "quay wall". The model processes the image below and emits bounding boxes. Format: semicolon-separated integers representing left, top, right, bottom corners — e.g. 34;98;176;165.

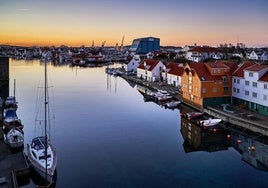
120;73;268;136
204;107;268;136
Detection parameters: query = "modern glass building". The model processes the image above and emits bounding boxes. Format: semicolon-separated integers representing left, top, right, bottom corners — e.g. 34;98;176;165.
129;37;160;54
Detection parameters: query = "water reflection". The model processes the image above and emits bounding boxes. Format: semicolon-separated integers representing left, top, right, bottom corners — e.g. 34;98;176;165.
181;116;230;152
230;128;268;171
180;116;268;171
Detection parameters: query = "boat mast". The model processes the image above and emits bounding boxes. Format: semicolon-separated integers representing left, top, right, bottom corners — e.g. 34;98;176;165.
44;61;48;185
14;79;16;97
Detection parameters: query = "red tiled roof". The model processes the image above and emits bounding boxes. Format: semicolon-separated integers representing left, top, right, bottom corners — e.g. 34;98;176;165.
166;62;184;76
138;59;161;71
188;62;215;81
259;72;268;82
216;61;239;74
232;62;257;77
245;64;268;72
188;46;220;53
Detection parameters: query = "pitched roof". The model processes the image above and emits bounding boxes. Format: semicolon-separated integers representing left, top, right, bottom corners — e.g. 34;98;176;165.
138;59;161;71
245;64;268;72
166;62;184;76
232;62;257;77
187;62;215;81
188;46;220;53
259;72;268;82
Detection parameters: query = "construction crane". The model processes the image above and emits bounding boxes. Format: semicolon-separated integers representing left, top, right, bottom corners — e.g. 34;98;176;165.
120;36;124;52
101;41;106;48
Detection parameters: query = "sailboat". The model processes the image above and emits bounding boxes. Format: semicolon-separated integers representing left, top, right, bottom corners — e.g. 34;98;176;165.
26;61;57;184
3;79;24;149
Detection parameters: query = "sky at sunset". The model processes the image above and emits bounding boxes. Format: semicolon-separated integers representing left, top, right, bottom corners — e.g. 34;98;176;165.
0;0;267;47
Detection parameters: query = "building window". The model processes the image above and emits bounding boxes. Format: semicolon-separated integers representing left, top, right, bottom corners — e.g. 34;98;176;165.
189;85;192;93
190;94;194;101
213;87;217;93
237;89;240;93
223;87;228;92
237;79;240;84
245;90;249;95
264;95;267;101
202;88;206;93
189;76;192;84
264;84;267;89
233;88;236;93
252;82;257;87
245;80;249;86
222;77;227;82
252;92;257;98
234;78;236;83
249;72;253;77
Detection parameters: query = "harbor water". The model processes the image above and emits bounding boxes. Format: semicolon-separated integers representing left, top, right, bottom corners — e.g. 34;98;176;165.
8;59;268;188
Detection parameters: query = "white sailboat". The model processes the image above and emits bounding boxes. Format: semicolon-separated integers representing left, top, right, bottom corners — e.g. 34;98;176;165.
26;61;57;184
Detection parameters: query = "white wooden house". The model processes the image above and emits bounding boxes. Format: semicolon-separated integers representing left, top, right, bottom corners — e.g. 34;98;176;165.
137;59;164;82
124;55;140;73
162;62;184;87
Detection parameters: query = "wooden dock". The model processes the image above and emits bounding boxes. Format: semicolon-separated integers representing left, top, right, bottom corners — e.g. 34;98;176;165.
0;102;30;188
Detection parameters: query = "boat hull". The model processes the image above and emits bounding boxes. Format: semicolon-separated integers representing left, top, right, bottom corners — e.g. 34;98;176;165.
26;144;57;183
200;119;222;127
4;128;24;148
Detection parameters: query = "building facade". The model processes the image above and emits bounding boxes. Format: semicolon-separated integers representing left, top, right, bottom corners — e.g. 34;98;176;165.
181;61;237;109
129;37;160;54
162;62;184;87
232;62;268;115
137;59;164;82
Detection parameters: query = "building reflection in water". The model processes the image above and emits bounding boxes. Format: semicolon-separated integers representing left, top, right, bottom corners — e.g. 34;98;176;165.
181;116;230;153
230;128;268;171
180;116;268;171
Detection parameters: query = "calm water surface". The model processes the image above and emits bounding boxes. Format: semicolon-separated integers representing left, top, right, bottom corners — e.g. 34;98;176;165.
8;59;268;188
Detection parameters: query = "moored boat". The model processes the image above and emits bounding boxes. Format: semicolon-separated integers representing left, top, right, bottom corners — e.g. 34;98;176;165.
200;118;222;127
185;112;203;120
3;109;24;133
27;136;57;183
165;100;181;108
4;127;24;148
26;60;57;184
4;96;18;110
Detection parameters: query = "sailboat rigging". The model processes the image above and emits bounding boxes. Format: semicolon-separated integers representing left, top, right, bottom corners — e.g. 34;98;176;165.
26;61;57;185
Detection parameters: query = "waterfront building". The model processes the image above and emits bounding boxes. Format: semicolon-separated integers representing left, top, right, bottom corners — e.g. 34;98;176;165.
181;61;238;109
123;55;140;73
232;62;268;115
162;62;184;87
185;46;225;62
137;59;164;82
129;37;160;54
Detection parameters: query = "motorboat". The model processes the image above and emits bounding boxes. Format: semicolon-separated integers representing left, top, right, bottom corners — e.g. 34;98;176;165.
3;109;24;132
27;136;57;183
165;100;181;108
4;127;24;148
185;112;203;120
200;118;222;127
4;96;18;109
